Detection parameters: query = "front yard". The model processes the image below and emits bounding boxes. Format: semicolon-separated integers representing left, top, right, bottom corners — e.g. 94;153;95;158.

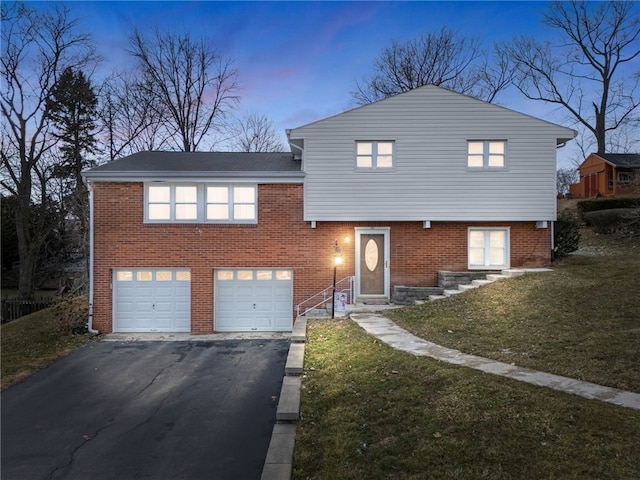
294;230;640;479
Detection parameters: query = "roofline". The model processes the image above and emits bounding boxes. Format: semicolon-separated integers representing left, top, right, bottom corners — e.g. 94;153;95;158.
287;84;578;139
581;152;640;169
83;171;305;182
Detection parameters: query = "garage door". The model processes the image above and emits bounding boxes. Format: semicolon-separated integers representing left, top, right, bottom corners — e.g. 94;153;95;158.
214;269;293;332
113;269;190;333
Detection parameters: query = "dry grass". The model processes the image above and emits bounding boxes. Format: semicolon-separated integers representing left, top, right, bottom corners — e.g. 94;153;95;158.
387;229;640;392
1;306;94;389
295;320;640;479
295;229;640;479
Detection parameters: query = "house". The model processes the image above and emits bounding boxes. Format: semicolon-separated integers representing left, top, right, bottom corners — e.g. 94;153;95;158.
569;153;640;198
83;85;576;335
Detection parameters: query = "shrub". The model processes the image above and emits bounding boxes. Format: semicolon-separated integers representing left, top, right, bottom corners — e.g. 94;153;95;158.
553;211;581;259
583;208;640;236
577;197;640;220
50;295;88;334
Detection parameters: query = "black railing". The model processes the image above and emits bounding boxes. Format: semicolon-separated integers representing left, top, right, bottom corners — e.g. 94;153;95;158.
1;297;54;323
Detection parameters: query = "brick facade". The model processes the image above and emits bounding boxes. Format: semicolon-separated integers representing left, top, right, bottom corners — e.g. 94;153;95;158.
91;182;552;334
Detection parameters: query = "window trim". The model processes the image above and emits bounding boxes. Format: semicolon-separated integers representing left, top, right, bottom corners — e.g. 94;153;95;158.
356;141;395;170
467;227;510;270
144;183;257;224
467;140;507;170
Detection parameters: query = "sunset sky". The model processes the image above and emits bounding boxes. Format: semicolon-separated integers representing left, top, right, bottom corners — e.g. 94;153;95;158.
29;1;607;167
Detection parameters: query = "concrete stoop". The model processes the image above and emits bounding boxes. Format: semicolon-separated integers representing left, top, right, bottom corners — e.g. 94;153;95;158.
262;318;307;480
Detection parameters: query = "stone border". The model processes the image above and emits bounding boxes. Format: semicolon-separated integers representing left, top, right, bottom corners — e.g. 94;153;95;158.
261;317;307;480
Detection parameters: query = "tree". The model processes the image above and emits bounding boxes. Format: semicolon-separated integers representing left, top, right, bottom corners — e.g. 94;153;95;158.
501;1;640;155
1;2;94;298
128;28;240;152
352;27;511;105
557;167;579;196
47;67;98;192
98;73;169;161
229;113;284;152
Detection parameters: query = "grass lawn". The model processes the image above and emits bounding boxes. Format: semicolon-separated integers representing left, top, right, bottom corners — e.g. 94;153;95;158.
1;307;94;389
295;230;640;479
386;229;640;392
295;319;640;479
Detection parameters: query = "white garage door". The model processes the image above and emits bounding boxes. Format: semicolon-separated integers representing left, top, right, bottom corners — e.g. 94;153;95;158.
214;269;293;332
113;269;191;333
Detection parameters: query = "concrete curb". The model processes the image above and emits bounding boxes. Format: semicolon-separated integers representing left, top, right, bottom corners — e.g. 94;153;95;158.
262;320;307;480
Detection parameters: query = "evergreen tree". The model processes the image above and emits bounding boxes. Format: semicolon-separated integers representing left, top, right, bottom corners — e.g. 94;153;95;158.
46;67;98;193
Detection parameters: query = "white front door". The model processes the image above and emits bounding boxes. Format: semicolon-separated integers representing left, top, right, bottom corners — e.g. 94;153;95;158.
355;228;390;299
113;269;191;333
214;269;293;332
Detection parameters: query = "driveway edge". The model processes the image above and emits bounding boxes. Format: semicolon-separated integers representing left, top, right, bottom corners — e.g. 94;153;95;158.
261;317;307;480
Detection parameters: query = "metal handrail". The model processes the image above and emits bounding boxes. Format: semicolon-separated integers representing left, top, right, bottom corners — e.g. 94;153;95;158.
295;276;354;317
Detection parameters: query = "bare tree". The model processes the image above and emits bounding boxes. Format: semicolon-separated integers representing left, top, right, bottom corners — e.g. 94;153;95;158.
98;73;170;160
128;28;240;152
501;1;640;155
1;2;94;298
352;27;511;105
556;167;579;196
228;113;284;152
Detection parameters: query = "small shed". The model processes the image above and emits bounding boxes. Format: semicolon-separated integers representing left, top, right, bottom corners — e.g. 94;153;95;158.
569;153;640;198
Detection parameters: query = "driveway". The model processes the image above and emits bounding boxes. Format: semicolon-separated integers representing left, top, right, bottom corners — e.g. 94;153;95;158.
1;339;289;480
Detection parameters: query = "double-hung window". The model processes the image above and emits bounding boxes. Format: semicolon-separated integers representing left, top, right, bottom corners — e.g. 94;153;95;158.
468;228;510;269
356;141;394;169
145;183;257;223
206;185;256;222
467;141;506;169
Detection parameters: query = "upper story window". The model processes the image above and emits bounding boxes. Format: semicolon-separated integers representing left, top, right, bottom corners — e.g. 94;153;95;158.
356;141;394;169
206;185;256;221
467;141;506;169
145;183;257;224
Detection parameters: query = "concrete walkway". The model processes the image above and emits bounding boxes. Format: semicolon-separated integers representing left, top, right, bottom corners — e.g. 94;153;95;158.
351;313;640;410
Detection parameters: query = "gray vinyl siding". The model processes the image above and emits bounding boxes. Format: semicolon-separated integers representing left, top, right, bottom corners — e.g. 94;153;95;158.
288;86;575;222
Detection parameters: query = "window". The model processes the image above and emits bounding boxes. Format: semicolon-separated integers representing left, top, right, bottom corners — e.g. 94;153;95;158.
145;183;257;224
618;171;635;184
206;186;256;222
468;228;509;269
467;141;506;168
356;141;394;169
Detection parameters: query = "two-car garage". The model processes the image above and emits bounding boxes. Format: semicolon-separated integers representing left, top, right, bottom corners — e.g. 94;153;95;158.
112;268;293;333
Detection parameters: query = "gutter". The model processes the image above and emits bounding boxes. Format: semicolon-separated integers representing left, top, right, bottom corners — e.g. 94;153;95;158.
86;182;99;335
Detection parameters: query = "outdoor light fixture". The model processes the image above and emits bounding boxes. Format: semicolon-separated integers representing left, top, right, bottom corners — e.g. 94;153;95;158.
332;240;343;319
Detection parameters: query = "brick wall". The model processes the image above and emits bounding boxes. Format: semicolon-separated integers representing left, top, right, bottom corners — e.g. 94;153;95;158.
91;182;551;333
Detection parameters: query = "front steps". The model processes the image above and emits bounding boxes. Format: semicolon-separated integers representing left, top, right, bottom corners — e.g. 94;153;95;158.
429;268;550;301
296;268;552;317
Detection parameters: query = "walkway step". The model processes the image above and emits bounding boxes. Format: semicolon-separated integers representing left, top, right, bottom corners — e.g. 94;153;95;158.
472;279;492;287
486;274;508;282
458;284;478;291
502;269;526;277
443;289;464;297
285;343;304;376
429;294;447;301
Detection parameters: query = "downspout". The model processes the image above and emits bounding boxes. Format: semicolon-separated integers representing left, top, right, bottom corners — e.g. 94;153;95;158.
87;181;99;335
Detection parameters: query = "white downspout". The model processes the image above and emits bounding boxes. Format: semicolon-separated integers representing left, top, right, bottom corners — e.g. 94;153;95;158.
87;182;99;335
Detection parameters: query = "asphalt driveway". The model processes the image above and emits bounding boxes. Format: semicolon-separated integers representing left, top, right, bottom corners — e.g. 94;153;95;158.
1;339;289;480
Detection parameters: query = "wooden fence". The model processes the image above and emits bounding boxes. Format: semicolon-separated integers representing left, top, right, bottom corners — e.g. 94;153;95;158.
1;297;54;323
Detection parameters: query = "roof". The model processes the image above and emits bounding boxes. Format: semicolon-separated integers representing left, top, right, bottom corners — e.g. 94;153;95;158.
83;151;304;181
595;153;640;168
288;84;577;144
